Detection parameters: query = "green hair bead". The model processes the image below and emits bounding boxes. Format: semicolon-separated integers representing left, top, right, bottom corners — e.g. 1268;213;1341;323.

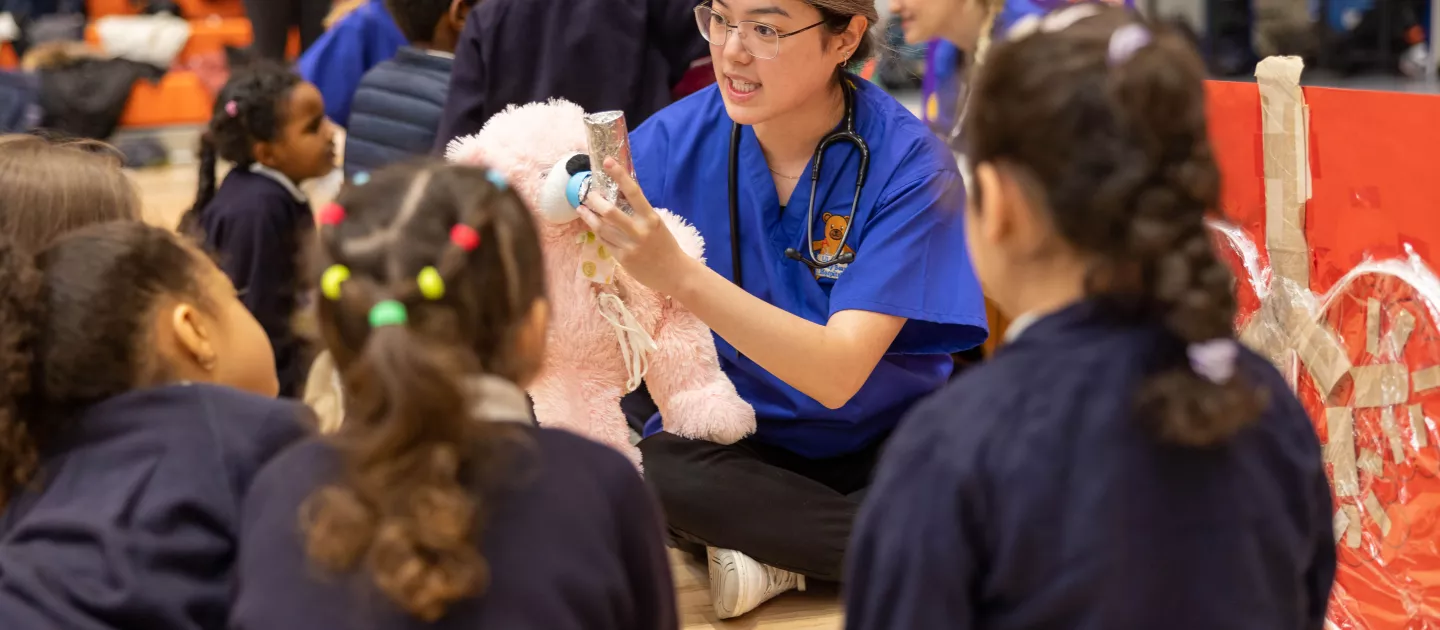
368;299;408;328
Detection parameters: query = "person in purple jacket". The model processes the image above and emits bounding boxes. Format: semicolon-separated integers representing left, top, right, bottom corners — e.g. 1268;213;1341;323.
432;0;709;151
0;221;309;630
230;160;676;630
844;6;1336;629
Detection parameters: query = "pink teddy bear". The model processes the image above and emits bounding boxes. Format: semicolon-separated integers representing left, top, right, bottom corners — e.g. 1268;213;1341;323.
445;99;755;466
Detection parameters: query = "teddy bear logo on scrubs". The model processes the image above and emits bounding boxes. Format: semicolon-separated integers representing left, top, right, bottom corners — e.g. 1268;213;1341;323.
812;213;855;281
445;99;757;468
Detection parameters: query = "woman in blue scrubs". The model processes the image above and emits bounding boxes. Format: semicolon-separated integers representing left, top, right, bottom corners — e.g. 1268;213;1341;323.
579;0;988;619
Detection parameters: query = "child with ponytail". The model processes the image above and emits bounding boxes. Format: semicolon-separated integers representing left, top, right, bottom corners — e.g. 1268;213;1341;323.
845;5;1335;629
180;60;338;398
0;221;308;629
231;160;677;630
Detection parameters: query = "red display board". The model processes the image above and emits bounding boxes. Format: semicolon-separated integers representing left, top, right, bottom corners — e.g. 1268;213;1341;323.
1207;78;1440;629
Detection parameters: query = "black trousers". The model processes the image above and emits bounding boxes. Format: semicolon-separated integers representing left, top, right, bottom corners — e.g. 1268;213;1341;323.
623;386;885;582
241;0;329;61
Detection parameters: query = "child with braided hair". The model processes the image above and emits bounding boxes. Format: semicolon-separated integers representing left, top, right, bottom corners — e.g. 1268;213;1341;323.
846;5;1335;629
180;60;338;398
231;160;677;630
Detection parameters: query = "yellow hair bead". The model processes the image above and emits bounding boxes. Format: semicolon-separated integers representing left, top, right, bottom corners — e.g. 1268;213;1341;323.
417;266;445;300
320;264;350;300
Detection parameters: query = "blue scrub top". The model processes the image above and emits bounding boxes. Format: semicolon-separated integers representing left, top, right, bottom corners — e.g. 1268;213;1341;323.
631;76;988;459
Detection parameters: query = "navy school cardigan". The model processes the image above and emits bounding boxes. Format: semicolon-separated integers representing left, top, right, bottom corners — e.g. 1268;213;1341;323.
231;387;678;630
846;300;1337;630
197;165;316;398
0;383;311;630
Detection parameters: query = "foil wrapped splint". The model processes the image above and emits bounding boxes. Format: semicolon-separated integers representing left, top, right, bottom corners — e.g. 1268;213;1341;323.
583;110;637;215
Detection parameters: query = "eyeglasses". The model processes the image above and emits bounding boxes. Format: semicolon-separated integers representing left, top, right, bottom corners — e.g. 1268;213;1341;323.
694;4;825;60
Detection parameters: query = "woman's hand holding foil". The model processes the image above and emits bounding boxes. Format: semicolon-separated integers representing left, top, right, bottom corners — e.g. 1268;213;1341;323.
579;158;694;296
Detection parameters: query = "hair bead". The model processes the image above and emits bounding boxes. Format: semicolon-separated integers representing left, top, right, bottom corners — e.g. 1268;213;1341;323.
486;169;509;191
318;202;346;226
368;299;408;328
320;264;350;300
450;224;480;251
417;266;445;300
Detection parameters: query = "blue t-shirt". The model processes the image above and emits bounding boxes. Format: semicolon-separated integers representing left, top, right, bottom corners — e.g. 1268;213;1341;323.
295;0;407;127
630;77;988;459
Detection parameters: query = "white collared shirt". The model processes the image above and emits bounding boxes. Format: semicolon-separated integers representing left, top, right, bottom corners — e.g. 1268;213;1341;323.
249;163;308;203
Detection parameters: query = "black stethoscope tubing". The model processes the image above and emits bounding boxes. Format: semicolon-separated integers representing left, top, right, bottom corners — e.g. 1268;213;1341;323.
727;79;870;289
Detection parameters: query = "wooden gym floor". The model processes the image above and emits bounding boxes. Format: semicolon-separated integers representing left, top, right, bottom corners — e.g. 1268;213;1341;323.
129;164;845;629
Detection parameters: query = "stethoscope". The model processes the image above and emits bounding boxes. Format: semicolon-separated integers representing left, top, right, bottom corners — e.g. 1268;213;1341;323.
726;78;870;288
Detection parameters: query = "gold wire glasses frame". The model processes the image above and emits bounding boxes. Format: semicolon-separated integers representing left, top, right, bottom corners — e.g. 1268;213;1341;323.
693;4;826;60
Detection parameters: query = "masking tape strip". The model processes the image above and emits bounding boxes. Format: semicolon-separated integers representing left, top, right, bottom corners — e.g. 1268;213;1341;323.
1326;407;1359;497
1342;504;1363;548
1332;508;1349;544
1263;278;1352;395
1366;298;1382;356
1389;307;1416;359
1240;297;1290;366
1357;448;1384;477
1256;56;1311;288
1362;492;1391;536
1351;364;1409;408
1380;407;1406;464
1412;403;1430;448
1413;365;1440;393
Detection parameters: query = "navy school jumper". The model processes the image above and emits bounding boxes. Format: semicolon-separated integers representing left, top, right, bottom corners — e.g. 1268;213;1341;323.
197;165;316;398
231;377;678;630
0;383;310;630
846;300;1337;630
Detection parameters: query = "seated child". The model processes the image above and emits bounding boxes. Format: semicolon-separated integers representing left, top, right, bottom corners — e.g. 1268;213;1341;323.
296;0;408;127
180;61;338;398
0;134;139;251
0;222;310;630
845;7;1336;629
343;0;474;177
230;161;677;630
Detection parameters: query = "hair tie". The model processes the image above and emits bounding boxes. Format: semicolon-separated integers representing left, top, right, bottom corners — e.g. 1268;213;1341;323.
417;266;445;300
224;100;238;117
318;202;346;226
486;168;509;191
369;299;408;328
450;224;480;251
320;264;350;300
1188;338;1238;384
352;171;370;186
1108;23;1152;67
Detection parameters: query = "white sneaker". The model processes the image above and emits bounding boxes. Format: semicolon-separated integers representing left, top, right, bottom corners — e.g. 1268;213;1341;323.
707;546;806;619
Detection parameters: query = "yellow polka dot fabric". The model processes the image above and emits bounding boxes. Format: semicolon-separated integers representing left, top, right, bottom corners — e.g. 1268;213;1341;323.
576;231;616;284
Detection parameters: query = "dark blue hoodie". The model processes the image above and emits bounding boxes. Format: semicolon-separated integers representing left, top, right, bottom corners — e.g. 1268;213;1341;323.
0;383;311;630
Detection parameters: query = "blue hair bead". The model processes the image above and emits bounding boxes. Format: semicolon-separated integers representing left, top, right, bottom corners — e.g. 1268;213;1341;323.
565;171;592;209
486;169;509;191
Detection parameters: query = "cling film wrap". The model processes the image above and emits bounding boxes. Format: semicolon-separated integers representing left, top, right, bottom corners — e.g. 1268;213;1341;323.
1208;58;1440;628
582;110;637;216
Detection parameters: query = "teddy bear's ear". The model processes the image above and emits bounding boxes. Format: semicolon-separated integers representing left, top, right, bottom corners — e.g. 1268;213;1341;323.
822;212;833;222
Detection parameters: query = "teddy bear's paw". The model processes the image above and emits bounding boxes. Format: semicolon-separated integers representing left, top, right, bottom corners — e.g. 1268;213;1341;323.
661;380;756;445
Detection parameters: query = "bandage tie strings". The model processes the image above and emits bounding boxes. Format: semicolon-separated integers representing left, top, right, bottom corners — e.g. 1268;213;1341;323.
596;292;657;393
